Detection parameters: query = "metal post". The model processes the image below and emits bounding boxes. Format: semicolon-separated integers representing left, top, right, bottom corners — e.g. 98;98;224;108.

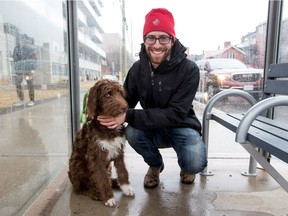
241;155;257;176
67;0;80;142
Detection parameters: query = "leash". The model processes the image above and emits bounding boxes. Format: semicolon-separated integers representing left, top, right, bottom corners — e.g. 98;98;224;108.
79;90;89;124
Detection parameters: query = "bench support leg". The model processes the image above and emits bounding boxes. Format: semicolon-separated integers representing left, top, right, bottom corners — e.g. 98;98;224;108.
241;143;288;192
200;168;214;176
241;155;257;176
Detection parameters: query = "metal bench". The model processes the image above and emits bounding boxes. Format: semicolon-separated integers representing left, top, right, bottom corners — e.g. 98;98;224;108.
201;63;288;192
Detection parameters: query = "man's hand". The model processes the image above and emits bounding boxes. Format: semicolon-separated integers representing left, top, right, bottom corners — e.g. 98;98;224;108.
97;113;126;129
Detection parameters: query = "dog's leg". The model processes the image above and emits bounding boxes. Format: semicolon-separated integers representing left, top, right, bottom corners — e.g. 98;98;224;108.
68;152;90;194
114;152;135;197
87;152;117;207
107;162;121;189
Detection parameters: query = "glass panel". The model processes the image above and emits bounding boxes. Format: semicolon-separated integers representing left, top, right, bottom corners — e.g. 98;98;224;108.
76;0;104;103
279;0;288;64
274;0;288;123
0;0;281;214
101;0;268;106
100;0;269;159
0;1;70;215
192;1;268;104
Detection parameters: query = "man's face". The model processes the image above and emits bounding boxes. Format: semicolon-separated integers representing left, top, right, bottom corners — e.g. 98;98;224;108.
144;31;173;68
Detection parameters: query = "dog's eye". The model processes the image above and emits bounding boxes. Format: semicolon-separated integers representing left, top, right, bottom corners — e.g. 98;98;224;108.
106;93;111;97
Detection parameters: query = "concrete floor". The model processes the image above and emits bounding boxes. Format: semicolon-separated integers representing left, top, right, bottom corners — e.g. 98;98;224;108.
24;148;288;216
1;96;288;216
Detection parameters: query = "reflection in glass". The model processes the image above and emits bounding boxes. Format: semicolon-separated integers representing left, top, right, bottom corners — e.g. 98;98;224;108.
0;0;285;214
279;2;288;63
0;1;70;215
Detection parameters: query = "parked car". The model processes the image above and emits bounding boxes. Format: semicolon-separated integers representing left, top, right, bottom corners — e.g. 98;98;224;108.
196;58;263;103
102;74;118;81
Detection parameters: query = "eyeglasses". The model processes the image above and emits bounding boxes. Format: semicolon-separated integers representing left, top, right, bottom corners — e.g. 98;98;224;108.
144;35;172;45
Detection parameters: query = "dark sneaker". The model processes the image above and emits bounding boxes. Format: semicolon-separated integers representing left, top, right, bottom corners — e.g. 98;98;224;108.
180;170;195;184
144;163;164;189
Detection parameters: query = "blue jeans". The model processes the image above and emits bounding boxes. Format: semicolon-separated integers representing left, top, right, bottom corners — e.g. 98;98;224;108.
125;125;207;174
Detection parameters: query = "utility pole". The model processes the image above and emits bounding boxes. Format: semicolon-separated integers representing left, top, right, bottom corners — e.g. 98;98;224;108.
120;0;127;81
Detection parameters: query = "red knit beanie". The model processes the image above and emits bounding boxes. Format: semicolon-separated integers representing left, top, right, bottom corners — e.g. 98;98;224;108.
143;8;175;41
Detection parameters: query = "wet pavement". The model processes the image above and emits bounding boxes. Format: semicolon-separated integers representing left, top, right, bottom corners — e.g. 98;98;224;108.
1;96;288;216
24;147;288;216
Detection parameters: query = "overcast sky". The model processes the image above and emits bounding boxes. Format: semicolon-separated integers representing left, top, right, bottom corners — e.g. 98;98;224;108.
102;0;269;55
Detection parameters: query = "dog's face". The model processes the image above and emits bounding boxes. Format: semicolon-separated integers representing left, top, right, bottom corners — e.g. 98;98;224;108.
86;79;128;119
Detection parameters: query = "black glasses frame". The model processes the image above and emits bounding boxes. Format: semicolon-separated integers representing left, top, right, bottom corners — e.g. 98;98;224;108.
144;36;172;45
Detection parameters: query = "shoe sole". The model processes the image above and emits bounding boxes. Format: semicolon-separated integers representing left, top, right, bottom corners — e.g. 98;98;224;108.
181;179;195;184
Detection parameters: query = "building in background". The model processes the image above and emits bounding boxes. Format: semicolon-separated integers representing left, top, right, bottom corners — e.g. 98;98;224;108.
0;0;114;85
191;19;287;69
77;0;106;81
101;33;121;79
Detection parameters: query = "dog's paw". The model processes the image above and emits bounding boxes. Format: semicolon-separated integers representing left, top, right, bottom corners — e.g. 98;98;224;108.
104;197;117;207
120;184;135;196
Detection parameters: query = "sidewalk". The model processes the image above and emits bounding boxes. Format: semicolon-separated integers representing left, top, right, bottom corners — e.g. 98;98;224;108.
1;87;287;216
22;101;288;216
24;147;288;216
0;81;94;111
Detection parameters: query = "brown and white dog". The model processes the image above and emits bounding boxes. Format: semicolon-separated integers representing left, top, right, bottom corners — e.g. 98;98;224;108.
68;79;134;207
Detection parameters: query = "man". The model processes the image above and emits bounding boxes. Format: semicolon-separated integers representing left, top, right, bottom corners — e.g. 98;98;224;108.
98;8;207;189
13;35;37;106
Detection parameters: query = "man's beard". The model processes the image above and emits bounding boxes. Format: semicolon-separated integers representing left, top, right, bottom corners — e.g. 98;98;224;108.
147;47;172;66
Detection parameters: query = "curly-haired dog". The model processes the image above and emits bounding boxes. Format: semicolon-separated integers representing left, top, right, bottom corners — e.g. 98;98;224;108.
68;79;134;207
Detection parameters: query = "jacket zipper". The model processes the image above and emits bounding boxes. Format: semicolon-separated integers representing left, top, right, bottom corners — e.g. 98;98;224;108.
149;62;161;92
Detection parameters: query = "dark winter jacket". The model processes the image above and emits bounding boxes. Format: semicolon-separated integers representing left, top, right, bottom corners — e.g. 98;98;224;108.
124;39;202;134
13;44;37;72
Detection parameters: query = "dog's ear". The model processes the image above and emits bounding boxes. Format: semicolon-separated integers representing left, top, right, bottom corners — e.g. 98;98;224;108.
86;82;100;119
